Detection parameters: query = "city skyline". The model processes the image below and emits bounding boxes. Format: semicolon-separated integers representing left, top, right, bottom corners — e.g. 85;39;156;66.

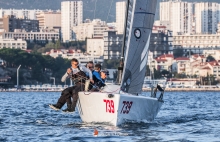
0;0;220;22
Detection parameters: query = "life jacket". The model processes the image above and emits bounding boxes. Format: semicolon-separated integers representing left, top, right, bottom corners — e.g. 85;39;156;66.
92;70;99;84
92;70;105;88
70;66;87;84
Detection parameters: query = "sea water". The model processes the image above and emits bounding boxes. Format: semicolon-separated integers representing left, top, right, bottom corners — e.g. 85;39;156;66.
0;91;219;142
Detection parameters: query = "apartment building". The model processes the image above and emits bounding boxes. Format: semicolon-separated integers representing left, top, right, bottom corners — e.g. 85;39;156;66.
72;19;108;41
174;54;220;77
153;54;174;72
0;9;43;19
175;57;190;74
103;31;123;59
195;2;220;34
149;28;172;58
160;0;193;35
0;15;39;33
36;11;61;29
116;1;126;34
43;49;103;66
61;1;83;42
2;29;59;42
86;37;104;56
173;33;220;48
0;38;27;50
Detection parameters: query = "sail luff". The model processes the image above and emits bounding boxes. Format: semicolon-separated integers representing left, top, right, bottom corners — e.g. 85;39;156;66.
121;0;130;58
120;0;136;93
120;0;158;94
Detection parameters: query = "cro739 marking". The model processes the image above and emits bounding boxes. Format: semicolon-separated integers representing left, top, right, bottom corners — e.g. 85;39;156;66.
120;101;133;114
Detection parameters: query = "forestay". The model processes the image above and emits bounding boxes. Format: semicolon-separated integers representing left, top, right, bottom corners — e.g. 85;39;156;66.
121;0;157;94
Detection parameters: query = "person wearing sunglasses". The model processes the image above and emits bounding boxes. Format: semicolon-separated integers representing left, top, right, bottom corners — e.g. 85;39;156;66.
49;58;94;112
90;64;107;91
86;61;94;72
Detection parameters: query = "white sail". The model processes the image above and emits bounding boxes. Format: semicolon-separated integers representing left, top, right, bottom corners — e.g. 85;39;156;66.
121;0;157;94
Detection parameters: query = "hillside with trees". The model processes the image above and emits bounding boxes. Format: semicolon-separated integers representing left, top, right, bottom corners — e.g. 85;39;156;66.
0;48;71;86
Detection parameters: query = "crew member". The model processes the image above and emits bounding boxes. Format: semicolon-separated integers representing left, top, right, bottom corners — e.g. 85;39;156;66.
49;58;94;112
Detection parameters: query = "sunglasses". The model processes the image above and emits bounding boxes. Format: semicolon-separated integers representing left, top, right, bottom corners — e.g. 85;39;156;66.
89;66;94;69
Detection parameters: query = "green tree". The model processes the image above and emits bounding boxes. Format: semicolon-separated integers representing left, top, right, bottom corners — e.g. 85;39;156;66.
161;70;170;77
102;59;120;69
55;39;61;49
153;68;161;79
0;48;71;85
207;55;215;62
145;65;150;76
173;48;184;58
52;37;55;44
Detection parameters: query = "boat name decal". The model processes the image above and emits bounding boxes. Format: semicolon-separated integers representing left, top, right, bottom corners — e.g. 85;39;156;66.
120;101;133;114
103;99;115;113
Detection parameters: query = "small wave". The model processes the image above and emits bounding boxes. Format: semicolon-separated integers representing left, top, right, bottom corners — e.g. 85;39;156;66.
158;113;220;125
36;120;47;124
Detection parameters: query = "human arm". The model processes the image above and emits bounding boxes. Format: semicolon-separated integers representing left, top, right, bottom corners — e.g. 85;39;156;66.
80;65;94;83
61;68;71;82
93;71;105;86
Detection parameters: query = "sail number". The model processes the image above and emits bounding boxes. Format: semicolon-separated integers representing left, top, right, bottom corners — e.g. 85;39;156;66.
120;101;133;114
103;99;115;113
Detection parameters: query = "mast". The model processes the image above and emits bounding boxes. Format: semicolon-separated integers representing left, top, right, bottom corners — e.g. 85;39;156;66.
117;0;129;84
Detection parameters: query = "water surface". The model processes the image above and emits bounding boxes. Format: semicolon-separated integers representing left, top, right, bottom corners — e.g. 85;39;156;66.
0;91;219;141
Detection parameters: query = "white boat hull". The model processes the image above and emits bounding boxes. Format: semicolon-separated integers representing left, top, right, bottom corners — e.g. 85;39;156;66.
77;86;163;126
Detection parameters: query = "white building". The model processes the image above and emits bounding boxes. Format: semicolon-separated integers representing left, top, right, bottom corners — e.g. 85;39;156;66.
0;9;44;19
173;33;220;48
72;19;108;41
36;11;61;29
2;29;59;42
61;1;83;42
116;1;126;34
0;38;27;50
43;49;104;66
86;37;104;56
160;1;172;22
160;0;193;35
195;2;220;34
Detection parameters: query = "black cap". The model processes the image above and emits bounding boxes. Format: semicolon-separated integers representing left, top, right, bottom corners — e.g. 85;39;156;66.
101;70;109;75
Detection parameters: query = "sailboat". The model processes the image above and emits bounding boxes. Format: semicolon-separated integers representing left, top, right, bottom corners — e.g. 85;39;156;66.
77;0;164;126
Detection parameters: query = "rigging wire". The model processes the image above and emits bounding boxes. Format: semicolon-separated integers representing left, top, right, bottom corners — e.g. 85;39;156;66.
93;0;98;19
105;0;114;23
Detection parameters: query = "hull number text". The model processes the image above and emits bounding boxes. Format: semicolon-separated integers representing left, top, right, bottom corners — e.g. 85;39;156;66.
103;99;115;113
121;101;133;114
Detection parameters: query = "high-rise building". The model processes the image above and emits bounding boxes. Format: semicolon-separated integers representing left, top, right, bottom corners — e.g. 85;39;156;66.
160;0;193;35
0;15;39;33
160;0;172;21
116;1;126;34
0;9;43;20
36;11;61;29
195;2;220;34
61;1;83;42
103;31;123;59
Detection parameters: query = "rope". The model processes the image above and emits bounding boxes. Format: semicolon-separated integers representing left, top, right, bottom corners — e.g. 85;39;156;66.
68;72;121;95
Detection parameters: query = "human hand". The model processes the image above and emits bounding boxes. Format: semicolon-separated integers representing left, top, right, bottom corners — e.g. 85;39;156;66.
90;79;94;84
67;68;72;74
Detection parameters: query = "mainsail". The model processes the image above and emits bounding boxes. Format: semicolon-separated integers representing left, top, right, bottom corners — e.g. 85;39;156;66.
121;0;157;94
